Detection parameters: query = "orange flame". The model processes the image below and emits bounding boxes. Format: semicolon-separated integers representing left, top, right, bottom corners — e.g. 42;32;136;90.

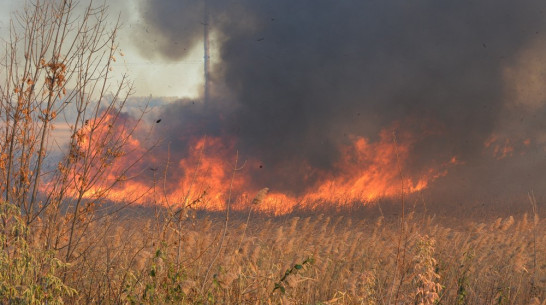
56;117;456;215
254;128;451;214
484;134;531;160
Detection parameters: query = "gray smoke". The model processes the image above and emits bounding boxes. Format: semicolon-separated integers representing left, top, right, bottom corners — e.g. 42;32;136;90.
132;0;546;201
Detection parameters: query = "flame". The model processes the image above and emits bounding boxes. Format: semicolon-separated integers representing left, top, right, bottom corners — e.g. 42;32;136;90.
484;134;532;160
52;116;456;215
43;111;151;203
256;128;452;214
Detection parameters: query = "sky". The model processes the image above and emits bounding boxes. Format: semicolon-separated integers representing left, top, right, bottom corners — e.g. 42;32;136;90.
0;0;207;98
3;0;546;207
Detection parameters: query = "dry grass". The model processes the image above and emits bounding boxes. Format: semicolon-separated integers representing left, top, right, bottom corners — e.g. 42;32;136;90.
21;207;542;304
0;1;544;303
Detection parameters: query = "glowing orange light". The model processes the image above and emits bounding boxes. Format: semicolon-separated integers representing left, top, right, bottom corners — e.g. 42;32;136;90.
55;118;457;215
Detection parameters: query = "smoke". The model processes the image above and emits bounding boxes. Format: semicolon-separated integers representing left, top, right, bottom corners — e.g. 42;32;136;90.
131;0;546;200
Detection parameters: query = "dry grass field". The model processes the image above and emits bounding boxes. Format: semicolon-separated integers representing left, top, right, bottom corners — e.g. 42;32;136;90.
1;1;546;304
3;200;542;304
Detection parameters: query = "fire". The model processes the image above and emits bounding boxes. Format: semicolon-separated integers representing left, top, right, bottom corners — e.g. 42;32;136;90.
55;115;456;215
484;134;531;160
44;111;151;203
256;128;451;214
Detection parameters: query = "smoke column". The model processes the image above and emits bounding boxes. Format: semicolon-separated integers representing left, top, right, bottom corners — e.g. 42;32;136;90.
129;0;546;205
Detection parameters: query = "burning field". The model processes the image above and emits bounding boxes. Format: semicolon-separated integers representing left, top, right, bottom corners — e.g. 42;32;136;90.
1;0;546;303
64;0;546;216
81;115;459;215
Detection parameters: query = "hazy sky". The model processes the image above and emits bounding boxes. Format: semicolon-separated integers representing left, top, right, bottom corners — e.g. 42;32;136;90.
0;0;207;98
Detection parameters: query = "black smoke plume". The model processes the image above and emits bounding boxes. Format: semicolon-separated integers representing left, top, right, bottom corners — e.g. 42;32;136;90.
131;0;546;203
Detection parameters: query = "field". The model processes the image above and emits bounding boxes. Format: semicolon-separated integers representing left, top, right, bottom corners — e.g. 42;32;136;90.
1;1;546;304
2;199;544;304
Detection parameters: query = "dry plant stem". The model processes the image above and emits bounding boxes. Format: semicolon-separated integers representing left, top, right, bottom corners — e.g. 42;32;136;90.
201;150;244;293
162;143;172;208
236;205;253;255
154;138;206;271
3;4;38;205
15;4;49;215
152;141;172;242
528;191;538;281
65;37;121;263
176;140;205;270
388;130;408;305
28;0;69;214
151;141;169;238
3;3;42;205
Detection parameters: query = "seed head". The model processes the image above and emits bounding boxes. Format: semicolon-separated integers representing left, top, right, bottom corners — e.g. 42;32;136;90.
252;187;269;205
